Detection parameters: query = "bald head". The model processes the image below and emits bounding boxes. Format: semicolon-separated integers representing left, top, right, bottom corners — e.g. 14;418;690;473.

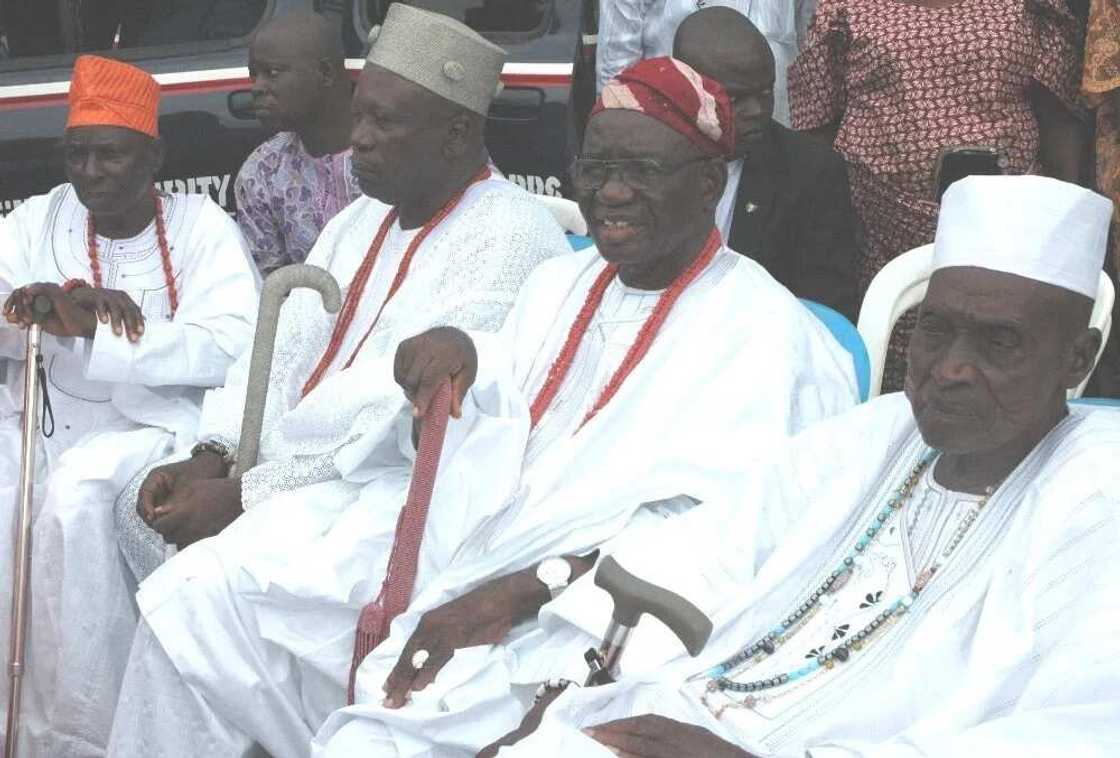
674;8;775;156
253;11;345;67
248;11;350;133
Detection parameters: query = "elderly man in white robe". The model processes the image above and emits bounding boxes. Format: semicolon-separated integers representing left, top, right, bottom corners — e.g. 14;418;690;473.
404;175;1120;758
0;55;259;756
103;6;567;757
290;57;858;758
112;5;569;582
107;56;858;758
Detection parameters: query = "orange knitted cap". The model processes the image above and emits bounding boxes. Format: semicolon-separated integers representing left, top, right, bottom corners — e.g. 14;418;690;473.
67;55;160;138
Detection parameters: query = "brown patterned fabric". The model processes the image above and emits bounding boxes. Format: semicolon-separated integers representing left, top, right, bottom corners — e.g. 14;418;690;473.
790;0;1082;391
1083;0;1120;269
1083;0;1120;395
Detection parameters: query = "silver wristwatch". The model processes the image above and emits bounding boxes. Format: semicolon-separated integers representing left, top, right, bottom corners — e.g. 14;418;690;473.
536;557;573;600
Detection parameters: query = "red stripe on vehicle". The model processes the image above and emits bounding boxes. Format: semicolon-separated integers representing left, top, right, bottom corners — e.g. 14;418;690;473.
0;69;571;111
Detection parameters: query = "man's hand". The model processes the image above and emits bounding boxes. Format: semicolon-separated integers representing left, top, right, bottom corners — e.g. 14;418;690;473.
394;326;477;419
146;476;242;549
137;453;228;525
4;283;98;338
584;715;755;758
69;286;145;342
475;684;567;757
382;569;544;709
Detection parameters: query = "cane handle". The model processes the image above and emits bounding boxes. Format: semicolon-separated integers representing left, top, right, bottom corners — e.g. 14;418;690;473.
235;264;342;474
594;556;712;657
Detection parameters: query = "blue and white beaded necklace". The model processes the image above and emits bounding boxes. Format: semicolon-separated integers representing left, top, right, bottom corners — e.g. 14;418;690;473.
693;449;996;708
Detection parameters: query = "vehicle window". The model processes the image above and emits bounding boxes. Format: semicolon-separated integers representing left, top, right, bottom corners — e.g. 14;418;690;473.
360;0;554;44
0;0;267;63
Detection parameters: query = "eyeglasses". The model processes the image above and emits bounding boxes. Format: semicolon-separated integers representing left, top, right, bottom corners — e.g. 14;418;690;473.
569;156;713;192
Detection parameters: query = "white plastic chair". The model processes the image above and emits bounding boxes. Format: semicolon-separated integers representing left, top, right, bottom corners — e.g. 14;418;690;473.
533;194;588;236
857;244;1115;399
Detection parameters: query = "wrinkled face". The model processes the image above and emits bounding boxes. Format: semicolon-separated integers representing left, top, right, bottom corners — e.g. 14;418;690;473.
577;110;717;273
349;64;452;204
906;267;1084;456
63;126;160;217
248;30;324;131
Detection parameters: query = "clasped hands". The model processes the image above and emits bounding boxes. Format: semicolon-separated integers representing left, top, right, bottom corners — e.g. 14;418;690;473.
136;452;242;549
4;282;146;342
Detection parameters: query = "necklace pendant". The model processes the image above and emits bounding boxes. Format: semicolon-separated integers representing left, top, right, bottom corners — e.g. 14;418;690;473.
702;689;741;720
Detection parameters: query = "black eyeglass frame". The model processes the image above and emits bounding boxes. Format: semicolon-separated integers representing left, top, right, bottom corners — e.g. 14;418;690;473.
569;155;716;192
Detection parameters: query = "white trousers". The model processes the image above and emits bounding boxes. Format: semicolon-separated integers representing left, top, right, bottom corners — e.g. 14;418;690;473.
2;421;172;758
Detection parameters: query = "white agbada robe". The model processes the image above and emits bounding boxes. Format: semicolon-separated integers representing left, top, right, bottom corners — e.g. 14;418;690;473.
104;175;573;756
0;184;259;757
108;243;857;758
383;394;1120;758
264;243;857;758
113;173;570;579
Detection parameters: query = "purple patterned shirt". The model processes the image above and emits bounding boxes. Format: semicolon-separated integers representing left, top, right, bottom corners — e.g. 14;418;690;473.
234;132;363;274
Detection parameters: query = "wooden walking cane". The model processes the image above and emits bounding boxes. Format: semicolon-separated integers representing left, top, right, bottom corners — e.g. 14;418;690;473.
231;264;342;475
5;294;53;758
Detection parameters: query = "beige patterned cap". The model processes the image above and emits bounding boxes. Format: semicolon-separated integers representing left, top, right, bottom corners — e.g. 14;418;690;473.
366;4;506;116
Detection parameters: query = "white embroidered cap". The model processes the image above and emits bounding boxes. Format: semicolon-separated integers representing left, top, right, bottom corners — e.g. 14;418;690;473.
932;175;1112;299
365;4;506;116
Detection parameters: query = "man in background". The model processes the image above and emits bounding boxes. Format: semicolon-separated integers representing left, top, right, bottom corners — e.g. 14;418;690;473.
235;11;361;274
674;7;858;318
596;0;817;125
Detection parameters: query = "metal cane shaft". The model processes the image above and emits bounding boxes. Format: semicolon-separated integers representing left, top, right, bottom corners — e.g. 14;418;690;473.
599;619;634;677
5;323;43;758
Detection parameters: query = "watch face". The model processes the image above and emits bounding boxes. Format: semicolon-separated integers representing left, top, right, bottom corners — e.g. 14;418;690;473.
538;558;571;586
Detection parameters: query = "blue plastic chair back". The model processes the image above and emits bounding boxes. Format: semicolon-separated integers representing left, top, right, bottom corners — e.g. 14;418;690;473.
1071;397;1120;408
567;234;595;251
801;299;870;402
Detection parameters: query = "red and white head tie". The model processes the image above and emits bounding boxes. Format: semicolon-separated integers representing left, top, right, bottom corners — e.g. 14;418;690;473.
592;56;735;158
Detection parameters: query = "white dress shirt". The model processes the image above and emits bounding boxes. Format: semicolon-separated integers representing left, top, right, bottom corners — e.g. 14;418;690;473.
595;0;819;125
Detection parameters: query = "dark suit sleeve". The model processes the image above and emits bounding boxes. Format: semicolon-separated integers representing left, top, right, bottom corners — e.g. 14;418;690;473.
792;147;861;322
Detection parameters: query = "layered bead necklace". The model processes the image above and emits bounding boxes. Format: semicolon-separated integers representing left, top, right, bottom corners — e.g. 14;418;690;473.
302;167;491;397
81;188;178;315
694;449;997;712
528;227;721;431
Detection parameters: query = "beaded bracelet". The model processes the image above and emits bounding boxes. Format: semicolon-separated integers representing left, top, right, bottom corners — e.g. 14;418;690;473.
62;278;90;293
